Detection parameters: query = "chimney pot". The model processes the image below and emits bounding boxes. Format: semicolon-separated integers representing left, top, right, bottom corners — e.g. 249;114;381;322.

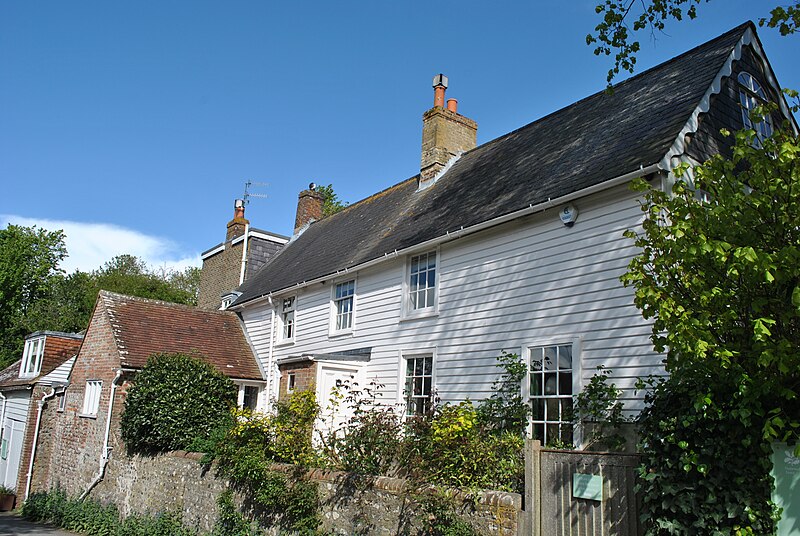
233;199;245;220
226;199;249;241
420;76;477;188
433;73;448;107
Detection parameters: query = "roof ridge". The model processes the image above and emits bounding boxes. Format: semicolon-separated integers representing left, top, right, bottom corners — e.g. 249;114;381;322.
99;290;234;316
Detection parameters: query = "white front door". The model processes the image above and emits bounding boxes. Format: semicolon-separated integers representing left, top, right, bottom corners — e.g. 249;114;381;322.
316;364;360;440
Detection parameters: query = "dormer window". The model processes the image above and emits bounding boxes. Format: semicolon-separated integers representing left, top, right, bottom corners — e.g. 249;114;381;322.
19;336;45;378
738;72;773;145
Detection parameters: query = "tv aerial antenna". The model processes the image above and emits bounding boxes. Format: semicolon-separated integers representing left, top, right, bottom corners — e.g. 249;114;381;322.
243;180;269;205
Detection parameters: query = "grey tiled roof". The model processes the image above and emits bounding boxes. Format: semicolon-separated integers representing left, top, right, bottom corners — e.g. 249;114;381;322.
234;22;749;306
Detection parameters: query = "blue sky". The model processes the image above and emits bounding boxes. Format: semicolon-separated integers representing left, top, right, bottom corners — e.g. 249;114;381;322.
1;1;797;273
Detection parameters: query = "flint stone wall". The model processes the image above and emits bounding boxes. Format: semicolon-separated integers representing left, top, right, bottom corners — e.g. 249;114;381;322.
89;452;521;535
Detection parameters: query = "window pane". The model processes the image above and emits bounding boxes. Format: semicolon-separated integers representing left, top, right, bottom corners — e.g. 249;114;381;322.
561;398;573;422
546;398;559;421
559;372;572;396
532;399;544;420
423;357;432;375
531;374;542;396
423;377;432;396
543;346;557;370
533;423;544;441
544;373;557;395
411;256;419;272
414;377;423;396
558;346;572;370
426;288;435;307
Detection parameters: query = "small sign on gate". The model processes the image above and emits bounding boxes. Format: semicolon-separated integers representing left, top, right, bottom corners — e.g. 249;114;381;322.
573;473;603;501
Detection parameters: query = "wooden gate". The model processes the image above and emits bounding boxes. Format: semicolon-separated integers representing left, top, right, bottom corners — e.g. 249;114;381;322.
522;440;642;536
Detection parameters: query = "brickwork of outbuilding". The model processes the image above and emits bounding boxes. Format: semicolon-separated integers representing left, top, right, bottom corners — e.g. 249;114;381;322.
278;361;317;400
30;297;126;497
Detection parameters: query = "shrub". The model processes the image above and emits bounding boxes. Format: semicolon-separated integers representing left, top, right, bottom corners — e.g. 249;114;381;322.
574;365;629;451
321;379;403;475
636;369;780;535
475;351;529;435
22;489;196;536
271;389;319;466
121;352;237;453
403;402;524;493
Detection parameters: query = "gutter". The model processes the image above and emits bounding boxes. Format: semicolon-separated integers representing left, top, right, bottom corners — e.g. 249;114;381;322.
24;387;57;499
266;298;276;403
79;369;123;501
231;162;663;309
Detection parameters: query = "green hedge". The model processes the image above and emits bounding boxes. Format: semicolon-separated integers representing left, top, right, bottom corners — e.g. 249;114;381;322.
120;352;237;453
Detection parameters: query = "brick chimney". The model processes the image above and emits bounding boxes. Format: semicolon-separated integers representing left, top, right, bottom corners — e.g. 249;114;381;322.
420;74;477;188
294;183;324;233
226;199;249;241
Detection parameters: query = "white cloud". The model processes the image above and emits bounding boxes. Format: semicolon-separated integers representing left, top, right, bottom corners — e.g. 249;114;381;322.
0;215;201;274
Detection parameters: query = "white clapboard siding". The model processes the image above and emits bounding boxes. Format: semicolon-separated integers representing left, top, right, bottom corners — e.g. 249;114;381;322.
39;357;76;385
3;391;31;423
241;183;664;415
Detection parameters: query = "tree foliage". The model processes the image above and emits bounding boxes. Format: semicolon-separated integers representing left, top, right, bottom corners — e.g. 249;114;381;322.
0;225;67;368
588;0;799;85
316;183;349;217
0;227;201;370
622;120;800;443
121;352;237;453
622;114;799;532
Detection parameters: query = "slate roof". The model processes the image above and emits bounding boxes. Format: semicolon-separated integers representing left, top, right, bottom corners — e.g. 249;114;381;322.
234;22;751;306
99;291;263;380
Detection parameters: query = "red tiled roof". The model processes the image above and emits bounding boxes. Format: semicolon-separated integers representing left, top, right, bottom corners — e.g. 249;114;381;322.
100;291;263;381
0;333;82;389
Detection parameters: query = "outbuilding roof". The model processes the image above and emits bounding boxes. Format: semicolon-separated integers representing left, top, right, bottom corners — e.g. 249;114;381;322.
234;22;752;306
99;291;263;381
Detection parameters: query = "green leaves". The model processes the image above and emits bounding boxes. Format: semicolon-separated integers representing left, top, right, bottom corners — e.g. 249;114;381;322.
120;353;237;454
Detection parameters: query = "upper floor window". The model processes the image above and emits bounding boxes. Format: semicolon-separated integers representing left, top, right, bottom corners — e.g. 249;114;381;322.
738;72;773;145
408;251;437;312
19;336;45;378
529;343;574;447
332;280;355;332
280;296;296;340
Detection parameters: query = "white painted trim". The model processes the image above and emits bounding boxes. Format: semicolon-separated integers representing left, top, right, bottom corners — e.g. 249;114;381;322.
396;346;438;413
400;247;440;321
661;26;797;170
249;230;289;244
200;244;225;260
230;163;663;310
328;276;357;338
522;336;583;447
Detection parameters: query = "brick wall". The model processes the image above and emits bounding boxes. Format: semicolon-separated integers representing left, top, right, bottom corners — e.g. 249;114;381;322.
420;106;477;183
30;298;126;497
277;361;317;400
197;241;244;310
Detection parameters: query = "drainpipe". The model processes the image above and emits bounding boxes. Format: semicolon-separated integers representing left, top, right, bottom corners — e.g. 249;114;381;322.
79;369;123;501
24;387;56;499
266;297;276;405
0;391;6;441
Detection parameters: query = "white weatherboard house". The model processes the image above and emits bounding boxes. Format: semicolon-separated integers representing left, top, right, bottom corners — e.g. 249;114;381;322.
227;22;796;446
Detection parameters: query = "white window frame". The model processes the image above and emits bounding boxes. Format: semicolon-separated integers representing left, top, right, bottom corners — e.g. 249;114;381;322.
19;336;46;378
398;348;436;417
287;372;297;393
235;382;263;412
522;337;582;447
80;380;103;417
329;278;356;336
738;71;773;146
276;295;297;344
57;388;67;412
402;249;439;319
